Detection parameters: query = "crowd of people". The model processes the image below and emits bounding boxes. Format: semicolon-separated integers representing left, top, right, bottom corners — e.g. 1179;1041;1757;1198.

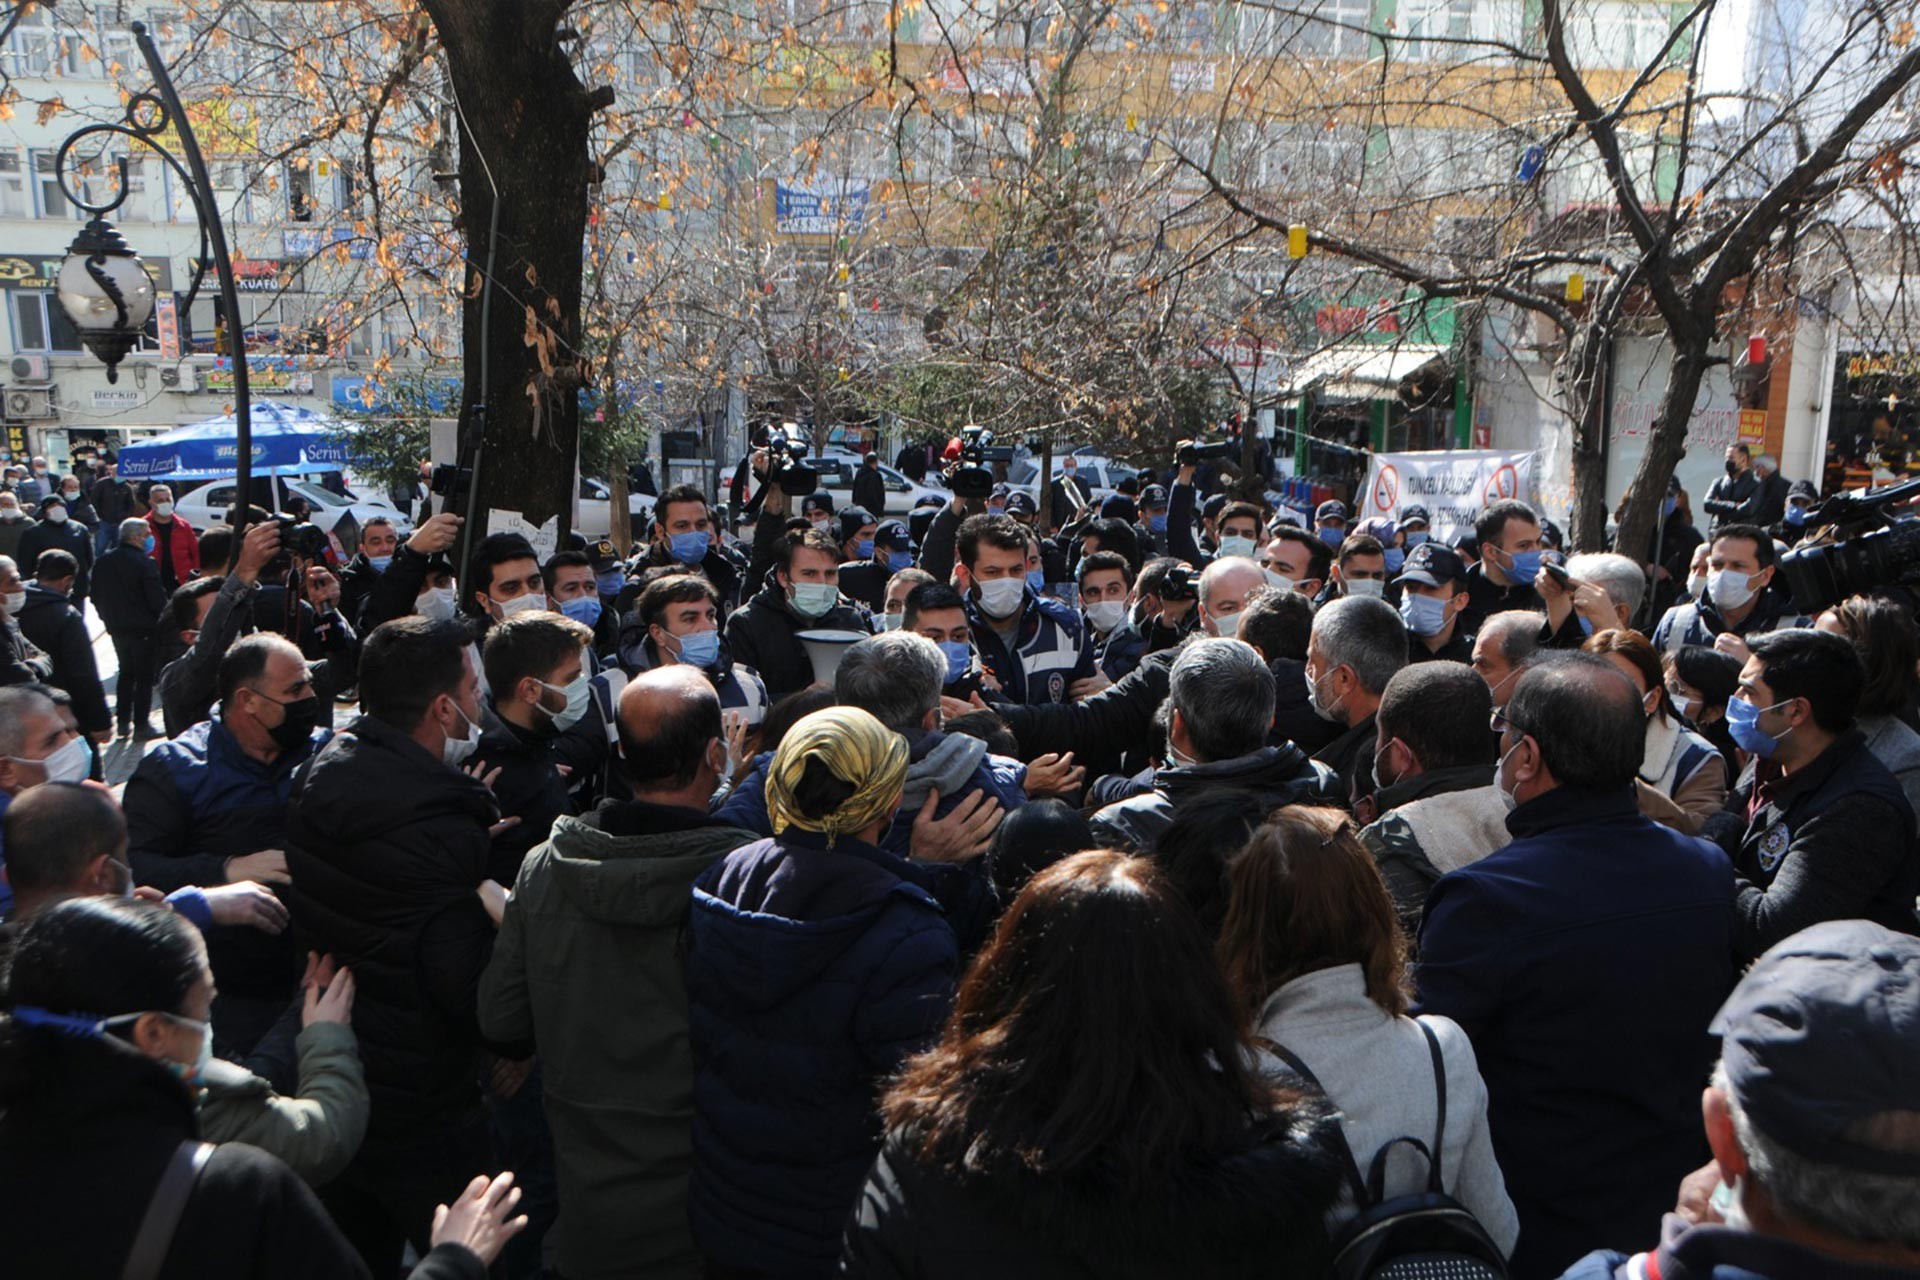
0;434;1918;1280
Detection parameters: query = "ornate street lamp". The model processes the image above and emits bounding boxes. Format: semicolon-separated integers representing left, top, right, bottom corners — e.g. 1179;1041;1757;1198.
51;20;253;531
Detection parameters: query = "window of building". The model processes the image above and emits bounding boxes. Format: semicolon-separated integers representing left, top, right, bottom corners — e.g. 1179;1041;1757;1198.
0;152;25;219
31;151;82;220
3;5;56;78
10;292;84;353
1298;0;1375;57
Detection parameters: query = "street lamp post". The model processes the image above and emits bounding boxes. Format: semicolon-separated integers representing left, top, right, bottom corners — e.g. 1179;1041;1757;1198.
52;20;252;536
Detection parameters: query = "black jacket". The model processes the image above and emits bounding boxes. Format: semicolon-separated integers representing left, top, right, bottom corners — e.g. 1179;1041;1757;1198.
635;538;748;614
15;585;109;732
1459;563;1542;637
1708;730;1920;963
474;701;574;884
723;580;869;700
853;464;887;517
1746;469;1791;528
89;472;136;522
838;557;892;613
842;1111;1341;1279
339;551;383;630
92;541;169;634
1702;469;1758;530
285;715;516;1147
1312;712;1379;802
0;615;50;688
0;1033;485;1280
17;515;94;595
1088;744;1340;850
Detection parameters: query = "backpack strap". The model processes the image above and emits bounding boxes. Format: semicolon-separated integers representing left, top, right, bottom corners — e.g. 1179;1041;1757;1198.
122;1140;213;1280
1254;1036;1369;1207
1418;1018;1448;1193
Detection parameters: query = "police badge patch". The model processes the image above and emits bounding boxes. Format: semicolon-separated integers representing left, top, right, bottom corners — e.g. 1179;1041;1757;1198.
1758;821;1792;873
1046;671;1067;703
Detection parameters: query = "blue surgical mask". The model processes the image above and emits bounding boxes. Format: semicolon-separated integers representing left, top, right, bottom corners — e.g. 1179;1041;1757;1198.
1319;526;1344;547
1727;695;1794;758
595;566;627;597
1147;512;1168;534
1405;531;1428;547
143;535;155;554
537;672;594;731
1383;546;1405;574
668;531;710;566
789;581;838;618
1662;497;1678;520
560;595;603;628
673;627;722;669
368;554;393;572
1026;569;1046;594
888;549;913;572
938;640;972;685
1785;505;1809;527
856;538;875;559
1399;590;1451;638
1503;549;1542;582
875;611;903;632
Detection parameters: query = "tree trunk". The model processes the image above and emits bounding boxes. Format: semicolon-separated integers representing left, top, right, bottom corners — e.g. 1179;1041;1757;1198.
608;465;632;557
1615;350;1713;565
422;1;607;570
1563;322;1613;554
1038;433;1054;535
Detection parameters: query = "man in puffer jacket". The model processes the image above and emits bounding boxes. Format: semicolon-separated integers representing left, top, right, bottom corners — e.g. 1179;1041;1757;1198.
1090;639;1337;851
1359;664;1511;939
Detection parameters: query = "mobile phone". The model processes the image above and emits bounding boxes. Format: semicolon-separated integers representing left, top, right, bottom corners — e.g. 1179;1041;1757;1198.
1543;561;1572;589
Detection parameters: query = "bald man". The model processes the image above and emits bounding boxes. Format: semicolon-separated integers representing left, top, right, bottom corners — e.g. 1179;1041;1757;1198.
1197;556;1267;639
478;664;758;1280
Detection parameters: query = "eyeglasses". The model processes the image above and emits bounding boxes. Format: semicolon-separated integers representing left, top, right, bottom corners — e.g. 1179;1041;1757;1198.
1489;708;1511;734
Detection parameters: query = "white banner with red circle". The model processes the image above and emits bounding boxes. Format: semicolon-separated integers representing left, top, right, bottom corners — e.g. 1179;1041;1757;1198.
1359;449;1539;544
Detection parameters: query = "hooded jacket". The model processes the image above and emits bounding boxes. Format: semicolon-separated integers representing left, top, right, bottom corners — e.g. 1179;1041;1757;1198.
841;1108;1343;1279
723;579;869;700
1089;744;1339;851
284;714;510;1147
478;801;757;1280
685;831;959;1276
14;583;109;732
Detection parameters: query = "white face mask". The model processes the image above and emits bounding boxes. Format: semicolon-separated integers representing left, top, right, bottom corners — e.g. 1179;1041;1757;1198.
441;699;483;767
1085;599;1129;633
1346;578;1386;600
9;733;91;785
975;576;1026;620
1218;534;1258;559
1708;568;1758;611
42;506;66;525
1263;569;1296;594
1687;571;1709;600
1210;608;1244;638
1495;736;1525;812
415;586;458;622
152;502;174;519
493;591;547;619
1;590;23;614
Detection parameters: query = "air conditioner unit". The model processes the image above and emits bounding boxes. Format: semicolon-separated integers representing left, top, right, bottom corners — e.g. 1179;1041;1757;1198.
3;387;58;420
9;355;50;384
160;361;197;392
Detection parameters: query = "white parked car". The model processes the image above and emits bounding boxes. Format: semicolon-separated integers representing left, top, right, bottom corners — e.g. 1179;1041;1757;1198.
170;475;413;544
800;455;947;516
575;476;656;541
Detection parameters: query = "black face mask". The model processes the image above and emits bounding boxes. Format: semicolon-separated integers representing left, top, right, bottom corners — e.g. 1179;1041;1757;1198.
1725;461;1740;478
264;694;322;752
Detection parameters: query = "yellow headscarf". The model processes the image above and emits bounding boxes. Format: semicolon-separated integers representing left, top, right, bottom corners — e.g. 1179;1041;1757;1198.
765;706;909;846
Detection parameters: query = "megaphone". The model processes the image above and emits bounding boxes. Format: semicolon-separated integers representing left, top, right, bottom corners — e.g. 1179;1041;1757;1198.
796;629;868;686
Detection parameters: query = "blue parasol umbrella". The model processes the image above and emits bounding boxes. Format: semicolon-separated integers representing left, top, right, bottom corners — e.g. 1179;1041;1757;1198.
116;400;362;481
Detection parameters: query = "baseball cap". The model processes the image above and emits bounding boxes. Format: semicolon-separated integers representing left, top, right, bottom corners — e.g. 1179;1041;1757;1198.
586;538;621;571
1315;500;1349;524
1399;505;1431;528
1353;516;1397;545
1712;920;1920;1176
836;506;876;543
1395;542;1465;588
1138;484;1169;510
1201;494;1230;522
1005;491;1038;517
1100;494;1138;524
1788;479;1818;502
801;491;835;517
990;483;1012;502
876;520;912;551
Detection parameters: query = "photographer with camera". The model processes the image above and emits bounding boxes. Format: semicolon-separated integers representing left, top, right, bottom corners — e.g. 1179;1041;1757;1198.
1167;440;1262;571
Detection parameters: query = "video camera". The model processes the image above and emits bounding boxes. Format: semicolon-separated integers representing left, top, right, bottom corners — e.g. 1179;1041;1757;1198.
1178;437;1237;467
1778;477;1920;611
1162;565;1198;601
226;508;332;579
762;423;818;495
946;425;998;500
430;462;473;514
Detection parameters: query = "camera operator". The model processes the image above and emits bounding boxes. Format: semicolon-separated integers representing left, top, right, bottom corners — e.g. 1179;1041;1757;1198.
1167;441;1264;571
1125;556;1201;656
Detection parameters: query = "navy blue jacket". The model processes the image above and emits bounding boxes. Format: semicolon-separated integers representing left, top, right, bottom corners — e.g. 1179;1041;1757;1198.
965;589;1096;705
124;716;329;1004
1416;786;1735;1280
686;831;959;1276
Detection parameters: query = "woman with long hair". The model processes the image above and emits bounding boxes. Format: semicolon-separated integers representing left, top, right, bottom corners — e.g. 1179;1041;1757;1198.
0;897;522;1278
1216;807;1517;1256
1583;627;1728;832
1817;593;1920;820
842;849;1343;1277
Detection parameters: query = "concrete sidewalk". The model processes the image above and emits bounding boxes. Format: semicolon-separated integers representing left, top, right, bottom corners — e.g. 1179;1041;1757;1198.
80;598;164;788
